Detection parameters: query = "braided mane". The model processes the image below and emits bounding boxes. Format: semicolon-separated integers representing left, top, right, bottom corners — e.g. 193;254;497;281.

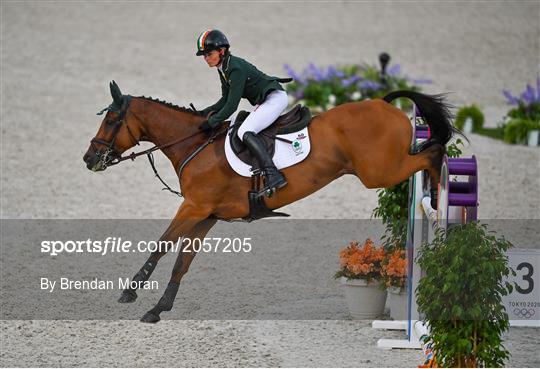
138;95;203;116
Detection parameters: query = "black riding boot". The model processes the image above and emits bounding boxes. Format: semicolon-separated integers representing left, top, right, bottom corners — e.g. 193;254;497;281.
242;131;287;195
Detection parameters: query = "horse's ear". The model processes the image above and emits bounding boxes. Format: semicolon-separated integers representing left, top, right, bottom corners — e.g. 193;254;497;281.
109;80;123;106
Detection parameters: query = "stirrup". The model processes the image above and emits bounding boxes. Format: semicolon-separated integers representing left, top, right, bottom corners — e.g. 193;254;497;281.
256;176;288;198
257;187;274;198
256;184;285;198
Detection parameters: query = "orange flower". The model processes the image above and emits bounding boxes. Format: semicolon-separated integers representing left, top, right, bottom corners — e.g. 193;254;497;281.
336;239;386;280
381;249;407;287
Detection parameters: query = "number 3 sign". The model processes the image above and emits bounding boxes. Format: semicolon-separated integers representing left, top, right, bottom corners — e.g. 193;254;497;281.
502;249;540;327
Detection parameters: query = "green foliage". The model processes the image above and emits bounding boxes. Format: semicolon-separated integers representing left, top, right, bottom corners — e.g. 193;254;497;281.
498;80;540;145
507;102;540;122
372;180;409;251
503;118;540;144
455;105;484;132
477;127;505;141
447;138;464;158
416;222;515;368
380;218;408;253
333;267;383;283
372;180;409;227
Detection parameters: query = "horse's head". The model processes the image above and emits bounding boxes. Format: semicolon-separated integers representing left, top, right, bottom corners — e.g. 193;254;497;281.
83;81;141;171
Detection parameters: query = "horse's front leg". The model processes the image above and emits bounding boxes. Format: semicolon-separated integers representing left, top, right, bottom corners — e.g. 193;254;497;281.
140;212;217;323
117;249;168;303
118;207;203;303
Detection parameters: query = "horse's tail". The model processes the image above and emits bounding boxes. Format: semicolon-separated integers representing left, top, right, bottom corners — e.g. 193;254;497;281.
383;90;461;151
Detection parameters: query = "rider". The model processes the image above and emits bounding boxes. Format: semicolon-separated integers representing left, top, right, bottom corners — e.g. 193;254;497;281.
196;29;291;195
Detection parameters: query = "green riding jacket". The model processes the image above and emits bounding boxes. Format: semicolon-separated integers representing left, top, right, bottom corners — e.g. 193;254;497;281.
201;53;291;127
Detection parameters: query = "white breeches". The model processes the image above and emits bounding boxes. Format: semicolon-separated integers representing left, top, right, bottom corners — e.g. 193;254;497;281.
237;90;288;140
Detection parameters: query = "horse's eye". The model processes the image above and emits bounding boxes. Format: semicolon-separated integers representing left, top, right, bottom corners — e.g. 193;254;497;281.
105;119;117;126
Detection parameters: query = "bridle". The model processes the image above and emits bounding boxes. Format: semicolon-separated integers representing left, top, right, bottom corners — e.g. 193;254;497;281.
90;95;227;196
91;95;139;168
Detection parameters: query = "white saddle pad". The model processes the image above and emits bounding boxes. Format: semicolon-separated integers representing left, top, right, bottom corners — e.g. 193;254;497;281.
224;127;311;177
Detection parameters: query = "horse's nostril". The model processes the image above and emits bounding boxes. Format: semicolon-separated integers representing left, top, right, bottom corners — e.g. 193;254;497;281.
83;153;91;163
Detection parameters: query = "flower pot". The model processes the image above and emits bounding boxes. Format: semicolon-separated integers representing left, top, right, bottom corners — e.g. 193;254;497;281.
387;286;408;320
527;130;539;147
463;117;473;133
340;277;387;319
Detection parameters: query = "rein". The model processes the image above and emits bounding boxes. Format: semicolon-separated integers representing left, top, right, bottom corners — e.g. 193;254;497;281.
106;129;205;167
93;95;228;197
145;127;227;197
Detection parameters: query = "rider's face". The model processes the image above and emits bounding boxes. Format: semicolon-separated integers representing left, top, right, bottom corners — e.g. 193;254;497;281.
203;50;222;67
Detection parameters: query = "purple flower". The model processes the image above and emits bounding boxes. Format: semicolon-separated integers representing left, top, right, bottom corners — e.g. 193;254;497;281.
341;75;361;88
502;78;540;106
325;65;346;79
521;84;536;104
359;80;382;91
537;77;540;101
387;64;401;77
294;90;304;99
502;89;520;105
326;66;338;79
283;64;302;83
307;62;325;81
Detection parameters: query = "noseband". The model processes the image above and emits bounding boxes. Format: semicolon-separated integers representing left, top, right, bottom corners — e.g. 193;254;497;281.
91;95;139;168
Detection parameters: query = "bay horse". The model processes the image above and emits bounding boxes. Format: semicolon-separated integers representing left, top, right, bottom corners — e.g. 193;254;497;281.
83;81;457;323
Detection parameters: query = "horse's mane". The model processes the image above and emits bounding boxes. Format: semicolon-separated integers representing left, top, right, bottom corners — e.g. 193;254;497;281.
138;95;202;116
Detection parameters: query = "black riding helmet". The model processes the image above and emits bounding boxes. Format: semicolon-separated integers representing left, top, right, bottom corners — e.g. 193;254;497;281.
196;29;230;56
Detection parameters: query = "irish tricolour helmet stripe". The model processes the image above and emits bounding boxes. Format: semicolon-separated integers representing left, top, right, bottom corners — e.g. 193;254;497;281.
197;30;211;51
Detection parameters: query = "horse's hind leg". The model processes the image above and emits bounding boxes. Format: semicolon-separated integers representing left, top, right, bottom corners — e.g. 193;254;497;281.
356;142;445;209
422;143;446;209
140;216;217;323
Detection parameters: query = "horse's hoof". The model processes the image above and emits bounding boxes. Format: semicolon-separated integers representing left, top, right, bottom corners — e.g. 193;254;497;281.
118;289;137;303
140;312;161;324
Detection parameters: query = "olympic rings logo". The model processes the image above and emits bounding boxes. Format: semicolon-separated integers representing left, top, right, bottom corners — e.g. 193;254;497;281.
513;308;536;319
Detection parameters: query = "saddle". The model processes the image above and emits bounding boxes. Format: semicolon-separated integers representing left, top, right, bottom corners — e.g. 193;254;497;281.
228;104;311;170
